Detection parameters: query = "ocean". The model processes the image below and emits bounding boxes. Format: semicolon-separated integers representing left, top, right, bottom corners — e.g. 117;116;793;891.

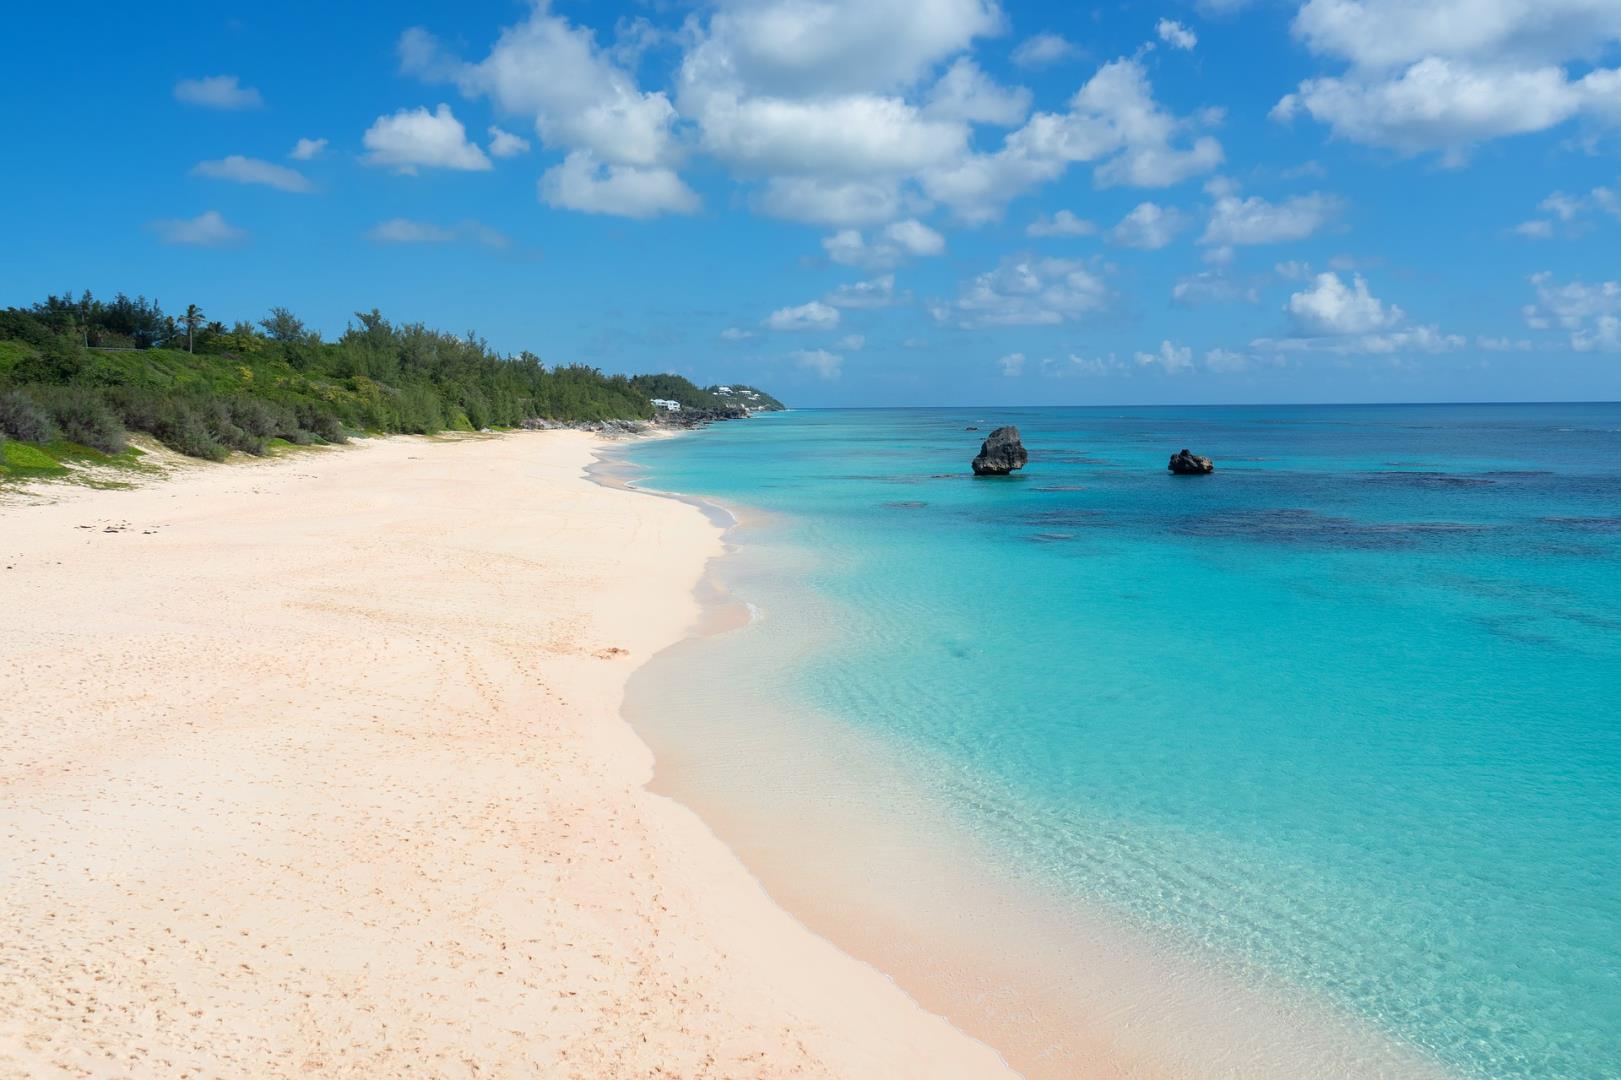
613;404;1621;1079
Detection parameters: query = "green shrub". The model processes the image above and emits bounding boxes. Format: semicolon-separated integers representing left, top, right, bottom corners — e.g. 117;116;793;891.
151;401;228;460
101;385;166;432
295;402;346;443
196;399;260;455
9;336;88;384
29;386;126;454
0;389;56;443
228;396;284;442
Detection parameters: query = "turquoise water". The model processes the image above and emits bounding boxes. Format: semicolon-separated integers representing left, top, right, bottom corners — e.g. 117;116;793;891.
623;405;1621;1079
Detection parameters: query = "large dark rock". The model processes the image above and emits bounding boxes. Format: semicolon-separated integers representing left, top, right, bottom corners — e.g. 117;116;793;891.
1168;448;1214;475
972;426;1029;476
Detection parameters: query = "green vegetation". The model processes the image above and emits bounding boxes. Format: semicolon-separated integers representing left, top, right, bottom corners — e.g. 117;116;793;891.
627;374;785;413
712;384;786;410
0;291;781;477
1;440;67;476
0;429;150;483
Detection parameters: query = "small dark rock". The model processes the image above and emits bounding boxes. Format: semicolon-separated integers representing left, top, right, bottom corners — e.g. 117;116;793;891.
1168;448;1214;475
965;425;979;431
972;426;1029;476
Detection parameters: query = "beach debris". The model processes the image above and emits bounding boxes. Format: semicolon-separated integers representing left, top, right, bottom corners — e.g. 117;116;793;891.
1168;448;1215;475
594;646;630;660
972;426;1029;476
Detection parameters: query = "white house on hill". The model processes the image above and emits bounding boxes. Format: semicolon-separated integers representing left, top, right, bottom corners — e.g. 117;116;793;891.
650;398;681;412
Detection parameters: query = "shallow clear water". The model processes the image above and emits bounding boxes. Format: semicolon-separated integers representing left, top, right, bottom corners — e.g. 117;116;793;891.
623;404;1621;1079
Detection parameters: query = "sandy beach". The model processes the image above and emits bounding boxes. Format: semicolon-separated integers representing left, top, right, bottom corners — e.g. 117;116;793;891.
0;431;1011;1079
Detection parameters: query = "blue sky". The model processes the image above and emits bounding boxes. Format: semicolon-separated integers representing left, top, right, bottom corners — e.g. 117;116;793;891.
4;0;1620;406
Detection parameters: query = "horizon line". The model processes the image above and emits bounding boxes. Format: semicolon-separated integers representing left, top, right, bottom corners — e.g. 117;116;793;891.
776;398;1621;411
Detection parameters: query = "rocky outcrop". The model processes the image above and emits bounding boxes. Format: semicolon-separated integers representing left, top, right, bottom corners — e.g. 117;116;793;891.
655;405;752;429
1168;448;1214;475
521;417;649;435
972;426;1028;476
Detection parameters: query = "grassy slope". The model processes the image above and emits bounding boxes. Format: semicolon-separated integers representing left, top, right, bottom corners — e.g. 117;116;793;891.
0;438;149;483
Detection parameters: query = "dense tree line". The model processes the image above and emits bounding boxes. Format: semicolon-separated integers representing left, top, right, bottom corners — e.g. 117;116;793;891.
0;292;776;466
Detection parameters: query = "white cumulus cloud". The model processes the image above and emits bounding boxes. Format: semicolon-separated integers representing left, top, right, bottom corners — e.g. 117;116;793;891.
1291;0;1621;71
1173;271;1258;305
682;0;1002;100
403;14;681;169
149;210;246;247
1202;191;1342;246
174;75;262;110
488;126;531;158
289;137;327;160
1048;353;1126;377
794;348;844;378
1156;19;1197;51
826;274;906;308
756;177;904;227
924;57;1223;222
1523;271;1621;351
1287;272;1403;335
362;104;492;173
1108;202;1188;249
945;255;1111;328
693;93;969;177
1255;271;1464;355
1012;32;1077;69
924;58;1031;126
999;352;1026;376
765;300;841;331
1028;210;1097;237
192;156;312;193
1274;0;1621;159
1135;340;1194;373
1253;325;1466;355
823;220;945;269
1514;183;1621;237
539;152;699;218
670;0;999;210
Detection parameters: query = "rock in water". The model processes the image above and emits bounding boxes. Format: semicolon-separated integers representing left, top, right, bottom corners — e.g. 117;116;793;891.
1168;448;1214;475
972;426;1029;476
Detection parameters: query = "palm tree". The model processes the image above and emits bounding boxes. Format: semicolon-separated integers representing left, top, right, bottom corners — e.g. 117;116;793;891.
182;303;204;354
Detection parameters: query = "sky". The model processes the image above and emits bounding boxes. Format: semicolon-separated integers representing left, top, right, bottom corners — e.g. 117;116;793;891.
3;0;1620;407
